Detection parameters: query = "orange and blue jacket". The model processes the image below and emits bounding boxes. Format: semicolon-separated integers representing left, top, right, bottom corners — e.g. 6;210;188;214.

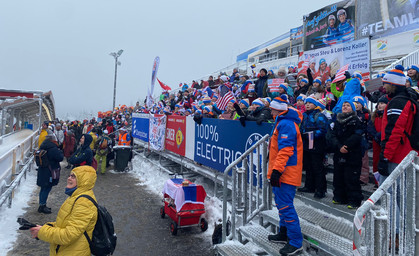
118;133;131;146
268;107;303;187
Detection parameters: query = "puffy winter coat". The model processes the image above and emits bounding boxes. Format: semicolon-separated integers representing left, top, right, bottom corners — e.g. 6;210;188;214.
69;134;93;167
245;106;273;124
63;133;76;158
38;129;48;148
300;109;328;152
38;166;98;256
37;139;64;187
268;107;303;187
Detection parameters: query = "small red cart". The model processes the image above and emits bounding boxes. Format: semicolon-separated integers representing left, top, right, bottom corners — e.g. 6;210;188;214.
160;178;208;235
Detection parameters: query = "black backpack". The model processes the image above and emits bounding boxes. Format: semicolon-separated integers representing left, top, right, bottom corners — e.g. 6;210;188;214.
393;95;419;151
74;195;117;256
34;149;49;167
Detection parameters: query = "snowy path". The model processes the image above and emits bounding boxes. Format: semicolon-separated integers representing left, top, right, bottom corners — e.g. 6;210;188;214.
0;130;35;157
4;156;218;256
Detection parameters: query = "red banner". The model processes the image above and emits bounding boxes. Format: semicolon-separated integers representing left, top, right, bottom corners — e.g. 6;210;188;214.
165;115;186;156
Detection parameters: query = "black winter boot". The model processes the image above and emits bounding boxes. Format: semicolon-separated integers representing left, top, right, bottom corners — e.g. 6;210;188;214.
268;226;288;244
279;242;303;255
38;205;52;214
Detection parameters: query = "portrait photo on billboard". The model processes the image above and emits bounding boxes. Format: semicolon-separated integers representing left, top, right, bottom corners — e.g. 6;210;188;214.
303;0;355;51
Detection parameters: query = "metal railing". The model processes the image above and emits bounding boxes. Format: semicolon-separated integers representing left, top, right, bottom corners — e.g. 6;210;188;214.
0;129;39;208
353;151;419;256
222;134;270;242
383;48;419;71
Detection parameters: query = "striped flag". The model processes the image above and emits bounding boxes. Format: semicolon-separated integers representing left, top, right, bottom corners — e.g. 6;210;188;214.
332;64;349;83
308;131;314;149
216;91;235;111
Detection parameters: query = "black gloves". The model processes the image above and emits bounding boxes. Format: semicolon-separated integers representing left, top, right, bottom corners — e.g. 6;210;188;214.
239;116;246;127
193;115;202;125
378;154;389;176
17;218;36;230
270;169;282;187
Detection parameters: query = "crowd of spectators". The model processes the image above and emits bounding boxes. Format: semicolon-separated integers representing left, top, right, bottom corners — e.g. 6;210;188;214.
134;64;419;209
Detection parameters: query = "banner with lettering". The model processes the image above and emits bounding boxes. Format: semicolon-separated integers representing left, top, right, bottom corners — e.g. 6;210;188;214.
303;0;355;51
299;38;370;82
132;113;149;142
165;115;186;156
357;0;419;39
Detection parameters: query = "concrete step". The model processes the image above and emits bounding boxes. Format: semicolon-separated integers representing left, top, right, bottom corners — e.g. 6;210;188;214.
215;242;258;256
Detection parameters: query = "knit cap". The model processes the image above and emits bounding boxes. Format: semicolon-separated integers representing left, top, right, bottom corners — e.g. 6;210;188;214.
409;64;419;73
377;95;389;105
316;98;327;110
252;98;264;107
313;77;322;85
300;78;308;84
270;97;288;111
382;65;406;86
240;99;249;108
203;105;212;113
352;96;366;108
202;96;212;104
279;83;288;92
296;94;307;102
304;96;318;106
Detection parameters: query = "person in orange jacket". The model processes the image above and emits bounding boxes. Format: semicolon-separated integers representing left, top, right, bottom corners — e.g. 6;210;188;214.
117;127;131;146
266;96;304;256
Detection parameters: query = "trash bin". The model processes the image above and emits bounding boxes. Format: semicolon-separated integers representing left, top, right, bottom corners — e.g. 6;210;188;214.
114;146;131;172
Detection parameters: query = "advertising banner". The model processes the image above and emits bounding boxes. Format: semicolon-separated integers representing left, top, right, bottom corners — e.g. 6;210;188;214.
371;29;419;59
149;114;166;151
165;115;186;156
290;26;304;41
298;38;370;82
185;116;195;160
303;0;355;51
357;0;419;39
132;113;149;142
193;118;273;172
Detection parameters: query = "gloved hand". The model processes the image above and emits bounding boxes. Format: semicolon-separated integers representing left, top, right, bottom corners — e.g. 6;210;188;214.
378;154;389;176
270;169;282;187
193;115;202;125
239;116;246;127
17;218;36;230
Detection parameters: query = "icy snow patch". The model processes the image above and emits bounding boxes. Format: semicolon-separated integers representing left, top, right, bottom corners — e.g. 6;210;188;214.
0;169;37;256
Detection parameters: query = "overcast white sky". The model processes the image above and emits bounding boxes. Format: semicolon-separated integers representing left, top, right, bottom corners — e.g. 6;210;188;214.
0;0;332;119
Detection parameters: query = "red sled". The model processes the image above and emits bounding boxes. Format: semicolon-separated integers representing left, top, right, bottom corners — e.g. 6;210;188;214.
160;178;208;235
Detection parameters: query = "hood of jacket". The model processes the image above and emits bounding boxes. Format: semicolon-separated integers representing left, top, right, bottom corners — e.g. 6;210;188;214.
82;134;93;149
40;139;58;150
276;107;302;125
71;165;97;196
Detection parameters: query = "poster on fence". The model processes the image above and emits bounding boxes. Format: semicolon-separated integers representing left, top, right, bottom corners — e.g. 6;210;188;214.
193;118;273;172
132;113;150;142
303;0;355;51
149;114;166;151
165;115;186;156
356;0;419;39
298;38;370;82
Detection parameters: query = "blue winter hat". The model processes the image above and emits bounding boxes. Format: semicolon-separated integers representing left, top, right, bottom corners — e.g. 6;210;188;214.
240;99;249;107
352;96;366;108
304;96;318;106
279;83;288;92
406;77;413;86
352;72;363;80
409;64;419;73
252;98;264;107
296;95;307;101
313;78;322;85
343;100;356;112
265;97;272;103
301;78;308;84
319;58;326;65
325;78;332;83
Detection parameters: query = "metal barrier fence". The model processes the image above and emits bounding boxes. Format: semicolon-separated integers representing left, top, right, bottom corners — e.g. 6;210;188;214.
0;129;38;208
353;151;419;256
222;134;270;242
383;48;419;71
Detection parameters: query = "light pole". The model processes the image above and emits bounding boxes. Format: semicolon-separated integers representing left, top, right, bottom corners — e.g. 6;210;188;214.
110;49;123;112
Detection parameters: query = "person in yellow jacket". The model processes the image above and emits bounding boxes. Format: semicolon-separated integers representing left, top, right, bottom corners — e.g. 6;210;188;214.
88;128;98;154
38;121;49;148
29;166;98;256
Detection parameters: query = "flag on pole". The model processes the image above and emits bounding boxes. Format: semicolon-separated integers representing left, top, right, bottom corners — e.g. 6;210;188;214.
157;78;171;91
307;131;314;149
216;91;235;111
147;56;160;107
332;64;349;83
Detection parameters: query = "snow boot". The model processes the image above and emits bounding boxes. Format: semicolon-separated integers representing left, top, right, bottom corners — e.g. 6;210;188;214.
279;242;303;255
268;226;288;244
38;205;51;214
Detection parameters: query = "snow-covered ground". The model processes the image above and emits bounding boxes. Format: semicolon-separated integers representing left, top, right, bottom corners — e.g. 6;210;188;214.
129;155;224;238
0;167;37;255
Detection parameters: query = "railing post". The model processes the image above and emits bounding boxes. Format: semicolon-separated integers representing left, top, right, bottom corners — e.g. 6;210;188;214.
414;156;419;256
405;158;416;255
242;158;248;226
262;139;268;210
231;167;237;240
372;210;387;256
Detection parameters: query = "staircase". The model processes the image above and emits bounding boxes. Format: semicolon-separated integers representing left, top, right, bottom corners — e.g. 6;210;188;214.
214;136;374;256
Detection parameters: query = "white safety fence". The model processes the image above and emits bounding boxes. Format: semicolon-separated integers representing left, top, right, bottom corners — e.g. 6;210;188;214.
0;129;39;208
353;151;419;256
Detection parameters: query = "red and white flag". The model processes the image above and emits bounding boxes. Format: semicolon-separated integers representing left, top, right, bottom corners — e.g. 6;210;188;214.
332;64;349;83
157;78;171;91
216;91;235;111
